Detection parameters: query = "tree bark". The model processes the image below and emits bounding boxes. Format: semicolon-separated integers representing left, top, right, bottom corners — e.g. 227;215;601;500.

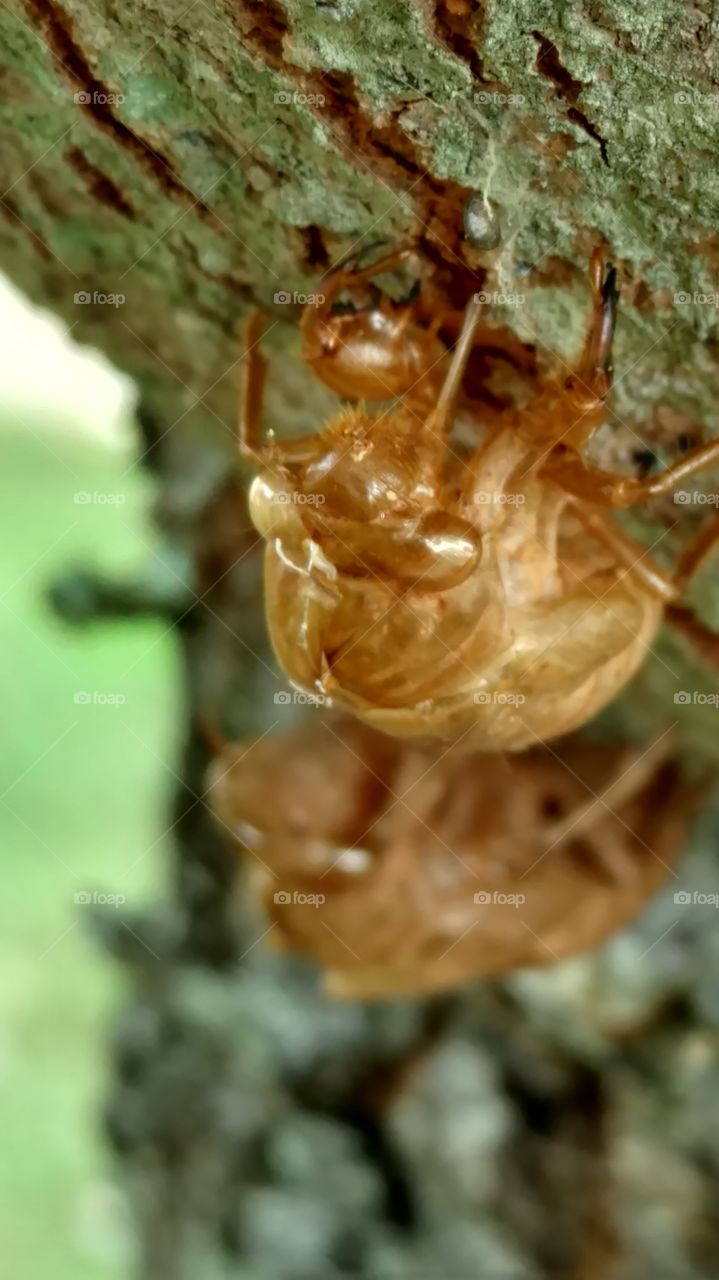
5;2;719;1278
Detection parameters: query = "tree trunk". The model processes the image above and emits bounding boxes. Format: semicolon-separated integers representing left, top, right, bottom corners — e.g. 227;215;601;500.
4;2;719;1277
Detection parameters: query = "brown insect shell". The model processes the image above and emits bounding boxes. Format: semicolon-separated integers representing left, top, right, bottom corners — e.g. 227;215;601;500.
210;718;696;1000
300;299;446;402
249;404;663;752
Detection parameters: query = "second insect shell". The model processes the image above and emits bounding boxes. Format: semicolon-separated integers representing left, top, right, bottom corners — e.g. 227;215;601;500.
209;717;699;999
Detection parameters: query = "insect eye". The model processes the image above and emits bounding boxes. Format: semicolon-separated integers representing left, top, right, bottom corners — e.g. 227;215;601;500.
416;512;482;590
301;509;481;591
248;473;302;539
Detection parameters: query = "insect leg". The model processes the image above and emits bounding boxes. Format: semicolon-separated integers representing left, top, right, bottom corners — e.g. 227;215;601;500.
666;602;719;672
545;733;674;845
425;293;484;437
549;436;719;508
238;311;321;469
238;309;269;464
542;247;618;452
579;242;618;382
319;245;413;293
541;733;675;884
568;502;677;602
571;499;719;601
310;247;415;325
674;511;719;591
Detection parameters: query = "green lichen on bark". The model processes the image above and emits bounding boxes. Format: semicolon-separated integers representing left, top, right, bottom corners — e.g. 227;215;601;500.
3;0;719;439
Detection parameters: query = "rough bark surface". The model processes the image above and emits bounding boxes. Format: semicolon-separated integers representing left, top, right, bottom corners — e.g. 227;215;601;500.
5;2;719;1278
